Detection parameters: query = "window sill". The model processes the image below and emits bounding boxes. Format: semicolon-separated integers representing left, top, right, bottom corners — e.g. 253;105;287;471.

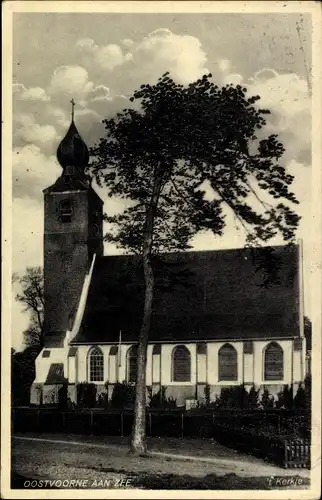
216;380;242;385
167;381;194;386
262;380;286;384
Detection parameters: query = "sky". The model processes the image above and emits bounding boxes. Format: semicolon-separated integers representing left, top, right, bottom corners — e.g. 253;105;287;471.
11;11;312;350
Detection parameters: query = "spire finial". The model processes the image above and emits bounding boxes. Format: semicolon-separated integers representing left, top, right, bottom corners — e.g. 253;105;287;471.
70;98;75;121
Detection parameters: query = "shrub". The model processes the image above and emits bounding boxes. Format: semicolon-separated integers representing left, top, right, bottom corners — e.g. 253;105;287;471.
216;385;249;409
77;383;97;408
260;388;275;409
164;396;177;408
148;386;167;408
57;383;68;409
96;392;109;408
293;376;311;426
147;386;178;408
110;381;135;408
276;385;293;409
244;385;260;409
293;383;306;409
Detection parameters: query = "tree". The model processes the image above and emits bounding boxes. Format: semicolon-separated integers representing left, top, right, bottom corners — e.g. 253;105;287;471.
304;316;312;351
90;73;300;454
11;345;40;406
13;267;44;349
12;268;44;406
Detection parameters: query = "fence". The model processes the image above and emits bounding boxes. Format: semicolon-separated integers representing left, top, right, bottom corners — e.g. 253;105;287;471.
12;407;310;468
284;438;311;468
213;422;310;469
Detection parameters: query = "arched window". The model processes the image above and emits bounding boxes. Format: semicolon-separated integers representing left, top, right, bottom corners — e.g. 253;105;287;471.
264;342;284;380
88;347;104;382
127;345;138;383
59;199;73;223
172;345;191;382
218;344;238;381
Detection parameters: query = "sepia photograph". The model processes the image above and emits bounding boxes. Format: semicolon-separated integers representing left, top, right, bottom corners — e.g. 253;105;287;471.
2;1;321;498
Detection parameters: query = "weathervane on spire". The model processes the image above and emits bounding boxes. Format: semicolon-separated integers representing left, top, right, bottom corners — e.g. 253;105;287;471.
70;98;75;121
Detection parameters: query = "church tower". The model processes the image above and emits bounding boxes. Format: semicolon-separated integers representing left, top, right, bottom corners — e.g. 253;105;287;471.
43;102;103;348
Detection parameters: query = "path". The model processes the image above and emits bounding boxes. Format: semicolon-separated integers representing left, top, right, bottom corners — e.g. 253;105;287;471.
11;433;310;488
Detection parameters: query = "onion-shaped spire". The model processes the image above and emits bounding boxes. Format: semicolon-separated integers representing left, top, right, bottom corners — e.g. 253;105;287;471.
56;99;89;172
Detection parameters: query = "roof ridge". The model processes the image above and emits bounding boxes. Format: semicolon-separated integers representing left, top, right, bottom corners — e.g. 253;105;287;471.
97;243;297;260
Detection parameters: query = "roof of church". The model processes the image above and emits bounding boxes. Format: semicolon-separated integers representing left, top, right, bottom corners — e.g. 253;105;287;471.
44;363;65;385
71;244;300;345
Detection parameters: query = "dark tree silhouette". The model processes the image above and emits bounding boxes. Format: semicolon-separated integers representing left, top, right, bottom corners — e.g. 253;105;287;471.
12;267;44;406
11;345;40;406
90;73;300;455
13;267;44;349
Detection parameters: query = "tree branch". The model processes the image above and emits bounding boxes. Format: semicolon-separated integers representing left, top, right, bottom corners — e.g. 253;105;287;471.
210;180;254;236
170;178;198;209
245;177;274;211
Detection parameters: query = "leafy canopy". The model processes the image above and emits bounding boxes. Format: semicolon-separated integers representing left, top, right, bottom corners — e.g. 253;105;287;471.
90;73;300;254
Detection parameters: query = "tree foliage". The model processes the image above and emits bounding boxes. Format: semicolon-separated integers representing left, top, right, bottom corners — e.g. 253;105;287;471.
91;73;300;254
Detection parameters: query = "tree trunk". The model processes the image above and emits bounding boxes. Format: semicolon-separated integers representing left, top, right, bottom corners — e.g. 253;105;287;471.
130;253;154;455
130;166;164;455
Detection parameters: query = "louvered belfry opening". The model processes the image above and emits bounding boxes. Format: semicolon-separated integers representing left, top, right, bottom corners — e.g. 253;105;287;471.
218;343;238;381
59;199;73;223
88;346;104;382
264;342;284;380
127;345;138;383
172;345;191;382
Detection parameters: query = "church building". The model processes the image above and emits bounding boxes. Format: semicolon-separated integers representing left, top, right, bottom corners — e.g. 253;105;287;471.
30;113;306;406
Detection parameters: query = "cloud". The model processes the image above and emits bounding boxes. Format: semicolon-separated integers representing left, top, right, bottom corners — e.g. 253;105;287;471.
76;38;131;72
12;197;44;273
89;84;110;101
218;59;231;73
217;60;310;165
48;65;94;105
13;144;61;200
45;105;70;130
131;29;209;84
75;29;208;86
223;73;243;85
13;114;59;152
13;83;50;102
250;71;309;117
12;196;44;350
87;94;129;120
122;38;134;48
247;71;311;165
